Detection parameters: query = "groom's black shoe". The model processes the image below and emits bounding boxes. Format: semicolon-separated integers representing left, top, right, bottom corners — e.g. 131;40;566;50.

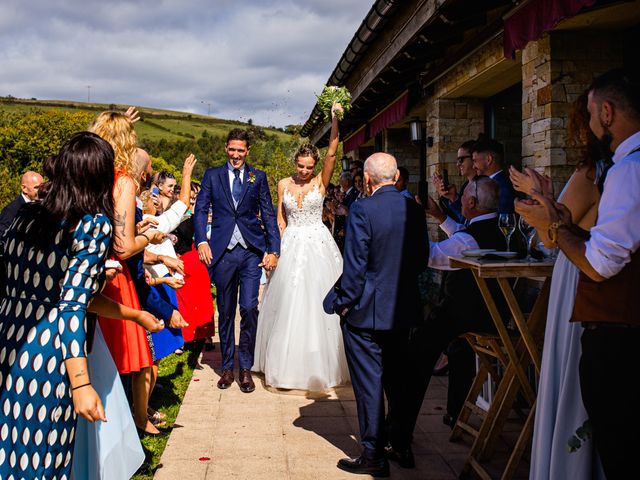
217;369;234;389
239;369;255;393
337;456;389;477
384;444;415;469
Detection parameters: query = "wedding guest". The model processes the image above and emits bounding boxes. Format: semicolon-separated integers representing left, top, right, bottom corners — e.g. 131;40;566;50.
472;136;515;214
434;140;477;222
339;171;358;208
353;172;366;200
0;132;116;480
349;159;364;176
514;92;607;480
129;149;189;432
324;152;428;475
0;171;43;237
90;110;165;436
517;69;640;480
395;166;414;200
172;182;216;344
403;176;507;438
156;170;177;213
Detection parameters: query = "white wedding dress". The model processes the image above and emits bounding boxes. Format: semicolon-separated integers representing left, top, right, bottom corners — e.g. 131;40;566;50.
253;184;350;391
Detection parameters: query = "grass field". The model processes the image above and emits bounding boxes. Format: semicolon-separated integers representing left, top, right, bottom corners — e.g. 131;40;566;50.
132;341;202;479
0;98;292;143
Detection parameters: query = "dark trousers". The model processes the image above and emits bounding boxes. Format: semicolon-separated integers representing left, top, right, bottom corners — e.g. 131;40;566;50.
579;326;640;480
210;245;262;370
341;323;410;457
404;306;495;437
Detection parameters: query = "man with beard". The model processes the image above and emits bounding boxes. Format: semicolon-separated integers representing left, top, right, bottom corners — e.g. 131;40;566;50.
516;69;640;479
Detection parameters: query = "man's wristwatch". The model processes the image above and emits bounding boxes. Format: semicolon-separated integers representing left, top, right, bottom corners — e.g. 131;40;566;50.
269;252;280;258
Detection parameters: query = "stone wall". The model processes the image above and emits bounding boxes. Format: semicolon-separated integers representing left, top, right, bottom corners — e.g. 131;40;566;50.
384;128;421;193
521;31;624;188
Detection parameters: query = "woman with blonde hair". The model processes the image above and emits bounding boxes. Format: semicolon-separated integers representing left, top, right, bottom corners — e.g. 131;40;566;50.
90;109;166;438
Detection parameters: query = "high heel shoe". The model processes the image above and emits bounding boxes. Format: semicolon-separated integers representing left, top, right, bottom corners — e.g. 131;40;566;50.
136;426;167;438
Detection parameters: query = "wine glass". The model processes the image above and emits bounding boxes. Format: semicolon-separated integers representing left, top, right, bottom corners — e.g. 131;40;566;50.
498;213;516;252
519;216;536;260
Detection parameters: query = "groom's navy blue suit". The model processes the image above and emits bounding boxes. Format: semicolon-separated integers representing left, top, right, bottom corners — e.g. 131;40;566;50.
194;162;280;371
324;184;428;457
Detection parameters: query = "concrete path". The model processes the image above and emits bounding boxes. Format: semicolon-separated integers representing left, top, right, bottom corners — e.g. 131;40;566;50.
155;342;530;479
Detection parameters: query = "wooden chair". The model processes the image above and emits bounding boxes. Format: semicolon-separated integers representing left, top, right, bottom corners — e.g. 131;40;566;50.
450;332;509;444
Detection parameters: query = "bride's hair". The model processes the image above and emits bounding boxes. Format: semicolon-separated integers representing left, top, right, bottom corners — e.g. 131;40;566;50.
294;143;320;164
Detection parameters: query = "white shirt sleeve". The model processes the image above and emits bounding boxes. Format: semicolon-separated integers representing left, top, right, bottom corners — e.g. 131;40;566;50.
148;200;188;234
585;157;640;278
428;231;479;270
440;216;465;236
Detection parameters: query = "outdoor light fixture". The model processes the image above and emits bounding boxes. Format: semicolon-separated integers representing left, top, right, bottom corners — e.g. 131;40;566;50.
341;156;351;172
409;117;423;143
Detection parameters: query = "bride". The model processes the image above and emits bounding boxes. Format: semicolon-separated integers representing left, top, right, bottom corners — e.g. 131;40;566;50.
253;102;349;391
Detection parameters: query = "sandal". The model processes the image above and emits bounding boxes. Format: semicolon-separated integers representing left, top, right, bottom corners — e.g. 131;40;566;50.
147;408;167;423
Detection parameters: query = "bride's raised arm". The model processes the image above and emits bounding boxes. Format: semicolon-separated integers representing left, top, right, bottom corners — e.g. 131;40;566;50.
320;102;342;189
276;178;288;236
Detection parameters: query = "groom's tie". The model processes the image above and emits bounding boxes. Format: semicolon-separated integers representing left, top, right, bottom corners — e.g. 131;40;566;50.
232;168;242;205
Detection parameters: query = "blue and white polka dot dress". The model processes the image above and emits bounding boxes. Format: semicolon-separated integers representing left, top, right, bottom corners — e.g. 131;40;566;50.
0;210;111;480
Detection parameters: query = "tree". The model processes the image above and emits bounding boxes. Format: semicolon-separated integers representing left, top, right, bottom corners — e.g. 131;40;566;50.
0;110;94;208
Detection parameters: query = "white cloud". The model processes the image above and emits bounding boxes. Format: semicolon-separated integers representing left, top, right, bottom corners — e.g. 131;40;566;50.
0;0;373;127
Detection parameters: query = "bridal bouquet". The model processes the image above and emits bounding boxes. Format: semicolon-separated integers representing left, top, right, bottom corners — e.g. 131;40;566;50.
317;85;352;122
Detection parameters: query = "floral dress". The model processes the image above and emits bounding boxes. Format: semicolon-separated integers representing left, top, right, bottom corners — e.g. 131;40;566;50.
0;208;111;480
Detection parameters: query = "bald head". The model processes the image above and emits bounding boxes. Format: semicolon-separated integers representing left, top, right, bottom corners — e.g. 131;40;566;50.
364;153;398;190
21;171;43;201
461;176;499;219
134;148;152;182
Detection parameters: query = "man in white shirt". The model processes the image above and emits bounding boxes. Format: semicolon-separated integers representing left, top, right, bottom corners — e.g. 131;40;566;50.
516;69;640;479
402;176;508;441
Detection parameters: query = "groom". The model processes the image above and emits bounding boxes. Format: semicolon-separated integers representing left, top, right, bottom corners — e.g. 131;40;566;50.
194;128;280;393
324;153;428;476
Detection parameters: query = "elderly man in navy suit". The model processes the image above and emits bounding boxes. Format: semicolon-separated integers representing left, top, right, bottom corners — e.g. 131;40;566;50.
194;128;280;393
324;152;428;476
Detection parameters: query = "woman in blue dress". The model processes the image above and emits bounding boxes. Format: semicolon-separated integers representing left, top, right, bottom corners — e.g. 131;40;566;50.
0;132;117;480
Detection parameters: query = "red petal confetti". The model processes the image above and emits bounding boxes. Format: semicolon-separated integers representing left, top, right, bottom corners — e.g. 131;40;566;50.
193;378;200;382
199;457;210;462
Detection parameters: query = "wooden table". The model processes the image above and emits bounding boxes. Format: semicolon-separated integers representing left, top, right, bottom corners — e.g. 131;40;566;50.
448;256;553;480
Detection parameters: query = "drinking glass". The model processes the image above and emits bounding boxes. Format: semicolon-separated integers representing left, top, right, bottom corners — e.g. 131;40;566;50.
519;216;536;260
498;213;516;252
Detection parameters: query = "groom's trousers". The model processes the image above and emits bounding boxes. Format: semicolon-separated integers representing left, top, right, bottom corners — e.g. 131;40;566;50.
341;322;411;457
210;245;262;371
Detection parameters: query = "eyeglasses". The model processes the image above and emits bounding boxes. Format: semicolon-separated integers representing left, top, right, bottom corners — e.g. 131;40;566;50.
456;155;472;165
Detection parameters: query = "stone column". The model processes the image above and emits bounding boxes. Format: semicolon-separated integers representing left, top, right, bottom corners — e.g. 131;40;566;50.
521;31;624;190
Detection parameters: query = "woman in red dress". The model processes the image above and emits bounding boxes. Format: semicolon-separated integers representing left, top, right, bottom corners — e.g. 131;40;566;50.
173;183;215;343
90;110;166;435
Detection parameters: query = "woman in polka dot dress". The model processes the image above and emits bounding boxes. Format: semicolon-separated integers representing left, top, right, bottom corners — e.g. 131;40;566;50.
0;132;117;480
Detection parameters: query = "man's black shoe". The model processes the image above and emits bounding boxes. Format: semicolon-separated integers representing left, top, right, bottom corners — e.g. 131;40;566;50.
384;444;415;468
337;456;389;477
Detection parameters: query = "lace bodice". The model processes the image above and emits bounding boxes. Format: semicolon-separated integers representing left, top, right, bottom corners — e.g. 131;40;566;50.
283;184;324;228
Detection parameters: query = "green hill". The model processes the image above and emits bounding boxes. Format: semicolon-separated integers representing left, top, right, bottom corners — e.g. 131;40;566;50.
0;97;292;143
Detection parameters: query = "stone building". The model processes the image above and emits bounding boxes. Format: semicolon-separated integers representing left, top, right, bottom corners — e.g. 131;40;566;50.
301;0;640;227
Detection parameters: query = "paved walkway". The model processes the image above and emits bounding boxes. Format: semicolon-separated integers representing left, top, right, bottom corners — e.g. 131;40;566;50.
155;341;530;479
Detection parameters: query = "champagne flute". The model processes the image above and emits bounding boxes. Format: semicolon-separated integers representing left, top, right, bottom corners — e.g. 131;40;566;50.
498;213;516;252
519;216;536;260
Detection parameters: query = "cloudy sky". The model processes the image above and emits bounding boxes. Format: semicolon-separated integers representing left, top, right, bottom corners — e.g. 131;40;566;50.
0;0;373;127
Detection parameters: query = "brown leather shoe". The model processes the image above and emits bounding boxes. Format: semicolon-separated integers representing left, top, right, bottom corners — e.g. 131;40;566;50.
239;369;255;393
217;369;234;389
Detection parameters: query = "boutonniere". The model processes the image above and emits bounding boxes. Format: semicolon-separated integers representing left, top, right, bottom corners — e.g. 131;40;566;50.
248;172;256;183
